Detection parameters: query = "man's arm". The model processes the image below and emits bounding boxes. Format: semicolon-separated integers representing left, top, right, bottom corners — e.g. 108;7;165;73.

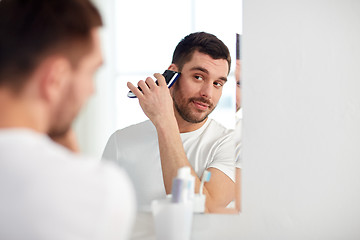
127;73;234;212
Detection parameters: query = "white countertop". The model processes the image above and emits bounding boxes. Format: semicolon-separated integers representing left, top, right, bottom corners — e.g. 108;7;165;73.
131;212;242;240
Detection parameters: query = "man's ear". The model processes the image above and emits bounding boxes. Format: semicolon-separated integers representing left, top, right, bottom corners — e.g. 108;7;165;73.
168;64;179;95
168;64;179;72
38;57;71;102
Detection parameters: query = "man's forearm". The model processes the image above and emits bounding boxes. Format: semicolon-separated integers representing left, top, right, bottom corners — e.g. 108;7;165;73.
155;122;234;212
155;119;192;193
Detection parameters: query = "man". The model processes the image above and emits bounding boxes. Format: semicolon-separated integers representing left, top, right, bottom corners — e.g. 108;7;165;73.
103;32;235;212
234;33;242;168
234;33;242;212
0;0;135;239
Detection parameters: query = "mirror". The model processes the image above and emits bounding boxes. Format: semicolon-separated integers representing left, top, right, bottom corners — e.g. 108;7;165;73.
80;0;242;214
111;0;242;131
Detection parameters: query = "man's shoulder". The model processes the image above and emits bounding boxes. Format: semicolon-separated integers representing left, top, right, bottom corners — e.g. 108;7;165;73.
110;120;156;143
56;147;132;188
182;119;234;148
0;129;127;182
0;130;136;240
114;120;154;135
205;118;234;136
0;128;134;197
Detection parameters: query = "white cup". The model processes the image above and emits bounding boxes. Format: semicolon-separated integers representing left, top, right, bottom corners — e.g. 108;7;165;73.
151;199;193;240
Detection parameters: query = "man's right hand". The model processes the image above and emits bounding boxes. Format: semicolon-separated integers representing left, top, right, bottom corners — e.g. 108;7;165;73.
127;73;176;128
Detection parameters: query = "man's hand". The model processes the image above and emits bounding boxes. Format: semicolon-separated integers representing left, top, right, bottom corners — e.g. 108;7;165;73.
127;73;176;127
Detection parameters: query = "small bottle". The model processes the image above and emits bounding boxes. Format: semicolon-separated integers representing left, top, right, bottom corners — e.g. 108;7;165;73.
171;166;195;203
194;170;211;213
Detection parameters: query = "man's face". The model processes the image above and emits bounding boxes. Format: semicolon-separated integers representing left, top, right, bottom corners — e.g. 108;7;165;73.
48;28;103;137
171;50;229;124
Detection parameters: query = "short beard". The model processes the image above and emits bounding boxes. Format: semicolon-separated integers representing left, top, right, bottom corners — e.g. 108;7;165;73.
47;104;77;139
48;124;71;139
173;95;215;124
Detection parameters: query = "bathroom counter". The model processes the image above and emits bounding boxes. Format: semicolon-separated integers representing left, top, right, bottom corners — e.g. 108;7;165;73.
130;212;241;240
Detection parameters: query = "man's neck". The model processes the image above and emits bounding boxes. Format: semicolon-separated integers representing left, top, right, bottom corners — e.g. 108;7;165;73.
0;89;47;133
174;110;208;133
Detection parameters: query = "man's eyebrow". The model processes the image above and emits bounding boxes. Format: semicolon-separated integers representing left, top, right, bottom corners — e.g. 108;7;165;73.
219;76;228;82
190;66;209;74
190;66;228;82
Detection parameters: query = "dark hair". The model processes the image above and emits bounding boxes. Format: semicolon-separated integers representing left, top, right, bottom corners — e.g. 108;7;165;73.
0;0;103;91
172;32;231;73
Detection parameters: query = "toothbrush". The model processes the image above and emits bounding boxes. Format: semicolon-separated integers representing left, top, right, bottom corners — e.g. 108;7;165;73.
199;170;211;195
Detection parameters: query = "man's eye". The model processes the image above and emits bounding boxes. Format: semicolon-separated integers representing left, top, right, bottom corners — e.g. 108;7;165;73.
195;75;203;80
214;82;223;87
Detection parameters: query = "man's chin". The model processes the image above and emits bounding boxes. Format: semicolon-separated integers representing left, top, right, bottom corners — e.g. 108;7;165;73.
185;113;209;124
48;126;71;139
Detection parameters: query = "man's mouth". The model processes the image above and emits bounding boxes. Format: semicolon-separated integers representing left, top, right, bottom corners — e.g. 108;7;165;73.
192;100;210;111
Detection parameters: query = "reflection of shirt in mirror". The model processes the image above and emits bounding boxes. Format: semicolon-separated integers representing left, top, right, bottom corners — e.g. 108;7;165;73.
102;118;235;211
235;108;242;169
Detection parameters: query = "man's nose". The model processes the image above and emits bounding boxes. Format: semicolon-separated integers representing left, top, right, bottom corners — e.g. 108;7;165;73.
200;82;213;100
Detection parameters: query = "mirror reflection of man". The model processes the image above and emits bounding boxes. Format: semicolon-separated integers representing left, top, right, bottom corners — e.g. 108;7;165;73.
0;0;135;239
235;57;242;156
235;55;242;213
103;32;235;213
233;33;242;212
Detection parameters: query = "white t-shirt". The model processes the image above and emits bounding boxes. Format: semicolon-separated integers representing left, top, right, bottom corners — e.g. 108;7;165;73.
235;108;242;168
0;129;136;240
102;118;235;210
